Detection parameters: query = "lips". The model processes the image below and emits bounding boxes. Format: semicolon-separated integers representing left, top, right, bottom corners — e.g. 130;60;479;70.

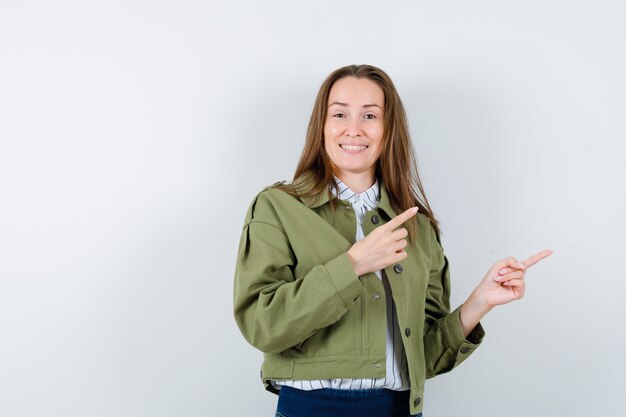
339;144;368;151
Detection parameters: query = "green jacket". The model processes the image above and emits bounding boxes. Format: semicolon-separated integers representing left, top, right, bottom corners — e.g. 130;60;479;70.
233;174;485;415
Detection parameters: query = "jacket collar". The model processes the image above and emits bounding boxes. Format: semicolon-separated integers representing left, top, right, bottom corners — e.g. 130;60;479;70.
293;171;397;219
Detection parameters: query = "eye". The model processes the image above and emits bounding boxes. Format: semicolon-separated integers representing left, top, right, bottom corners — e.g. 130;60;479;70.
363;113;377;120
332;112;346;118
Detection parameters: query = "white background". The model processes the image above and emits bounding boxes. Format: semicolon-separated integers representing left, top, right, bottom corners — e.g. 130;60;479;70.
1;1;624;416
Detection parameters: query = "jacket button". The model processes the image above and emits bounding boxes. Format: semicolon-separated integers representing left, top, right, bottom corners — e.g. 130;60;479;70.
460;347;470;354
414;397;421;407
370;293;381;300
405;327;411;337
371;215;380;224
393;264;403;273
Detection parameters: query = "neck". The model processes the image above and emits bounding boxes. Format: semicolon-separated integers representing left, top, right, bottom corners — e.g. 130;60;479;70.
335;170;376;194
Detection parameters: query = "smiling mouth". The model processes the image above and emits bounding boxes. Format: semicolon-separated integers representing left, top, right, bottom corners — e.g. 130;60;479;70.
340;144;368;151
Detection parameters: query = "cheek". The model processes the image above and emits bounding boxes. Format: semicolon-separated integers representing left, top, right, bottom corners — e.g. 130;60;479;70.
373;140;385;158
323;132;335;154
364;120;383;134
324;118;345;137
369;126;384;150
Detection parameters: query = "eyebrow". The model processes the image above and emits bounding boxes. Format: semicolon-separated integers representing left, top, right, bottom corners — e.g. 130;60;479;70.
328;101;383;110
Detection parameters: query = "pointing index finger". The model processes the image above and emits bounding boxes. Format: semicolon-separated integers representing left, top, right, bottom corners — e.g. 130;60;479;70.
384;207;419;230
522;249;553;268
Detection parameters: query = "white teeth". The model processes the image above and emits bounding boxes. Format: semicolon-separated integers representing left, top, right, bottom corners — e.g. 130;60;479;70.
340;144;367;151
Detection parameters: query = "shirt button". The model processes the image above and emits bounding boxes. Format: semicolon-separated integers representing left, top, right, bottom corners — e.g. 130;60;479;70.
371;215;380;224
414;397;422;407
405;327;411;337
460;347;470;354
393;264;403;273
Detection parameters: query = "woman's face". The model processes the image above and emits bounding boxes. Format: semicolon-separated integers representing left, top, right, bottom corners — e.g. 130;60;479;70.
324;76;384;181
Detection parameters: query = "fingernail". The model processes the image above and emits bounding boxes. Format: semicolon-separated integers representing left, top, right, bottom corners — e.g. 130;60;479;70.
411;207;418;213
498;268;506;275
494;276;503;282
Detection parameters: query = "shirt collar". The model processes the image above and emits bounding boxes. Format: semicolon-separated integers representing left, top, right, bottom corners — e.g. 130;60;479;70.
293;171;397;219
331;175;380;205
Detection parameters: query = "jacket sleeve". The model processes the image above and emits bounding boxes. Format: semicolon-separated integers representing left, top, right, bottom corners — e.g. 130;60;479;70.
233;191;366;354
422;222;485;378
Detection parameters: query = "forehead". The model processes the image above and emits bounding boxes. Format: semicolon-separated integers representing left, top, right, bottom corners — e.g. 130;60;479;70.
328;77;384;106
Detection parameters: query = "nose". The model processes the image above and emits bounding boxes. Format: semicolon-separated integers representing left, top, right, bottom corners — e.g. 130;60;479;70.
345;117;363;137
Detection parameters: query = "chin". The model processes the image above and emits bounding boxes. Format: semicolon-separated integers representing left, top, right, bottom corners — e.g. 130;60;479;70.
336;165;372;175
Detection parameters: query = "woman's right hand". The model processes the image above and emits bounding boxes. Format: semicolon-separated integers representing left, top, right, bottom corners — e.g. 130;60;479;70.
347;207;419;276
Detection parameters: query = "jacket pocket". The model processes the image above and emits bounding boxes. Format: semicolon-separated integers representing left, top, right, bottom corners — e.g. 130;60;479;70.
282;296;362;358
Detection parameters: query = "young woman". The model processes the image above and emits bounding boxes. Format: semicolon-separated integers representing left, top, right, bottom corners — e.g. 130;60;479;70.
233;64;552;417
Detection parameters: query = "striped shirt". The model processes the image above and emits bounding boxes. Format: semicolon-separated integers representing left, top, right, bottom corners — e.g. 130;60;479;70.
271;176;409;391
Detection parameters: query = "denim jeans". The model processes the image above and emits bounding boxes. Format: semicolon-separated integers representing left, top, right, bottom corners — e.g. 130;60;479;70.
275;385;422;417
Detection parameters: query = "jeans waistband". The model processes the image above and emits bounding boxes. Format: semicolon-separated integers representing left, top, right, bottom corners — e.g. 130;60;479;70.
277;385;419;417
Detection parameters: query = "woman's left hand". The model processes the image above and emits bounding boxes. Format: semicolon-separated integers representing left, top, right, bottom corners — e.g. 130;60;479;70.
479;249;553;307
460;249;553;337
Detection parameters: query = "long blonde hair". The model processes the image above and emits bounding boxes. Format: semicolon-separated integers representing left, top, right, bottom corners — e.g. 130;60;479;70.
277;64;440;243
